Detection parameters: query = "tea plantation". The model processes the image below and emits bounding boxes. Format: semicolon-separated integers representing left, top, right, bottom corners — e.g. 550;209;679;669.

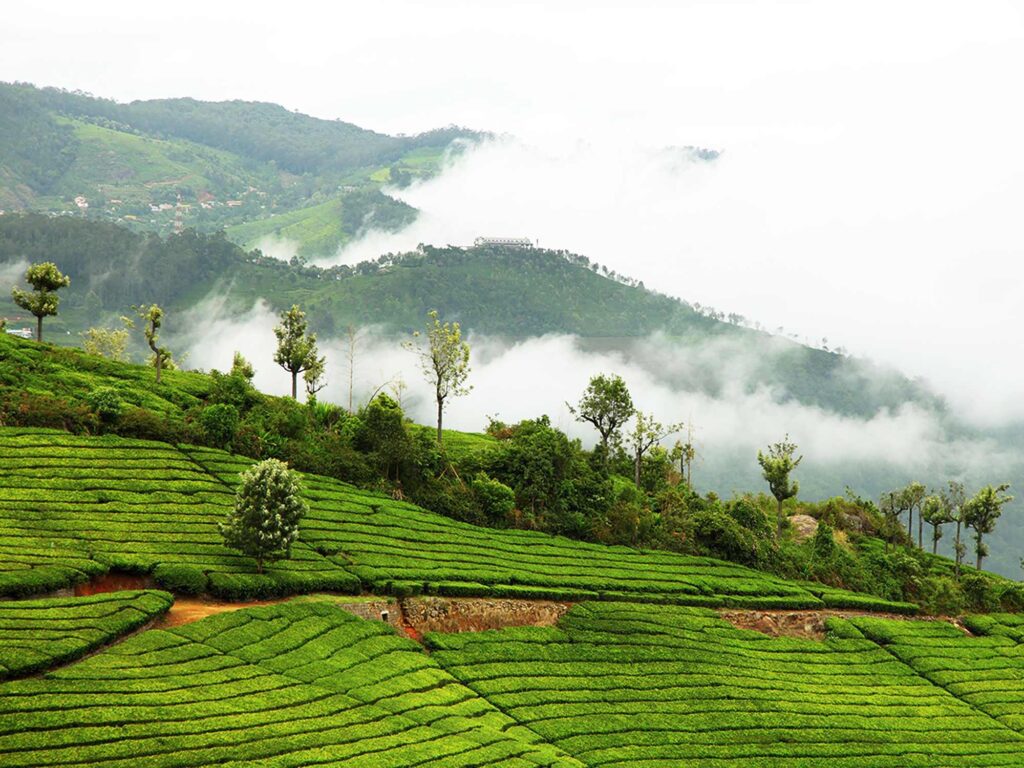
2;598;1024;765
0;427;912;611
428;603;1024;766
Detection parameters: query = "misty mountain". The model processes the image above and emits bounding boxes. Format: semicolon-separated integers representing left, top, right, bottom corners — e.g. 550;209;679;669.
0;81;479;248
0;213;938;420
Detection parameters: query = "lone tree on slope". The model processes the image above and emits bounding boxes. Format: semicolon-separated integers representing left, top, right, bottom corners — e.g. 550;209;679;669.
404;310;471;445
921;493;953;555
135;304;173;384
567;373;634;465
11;262;70;342
274;305;322;399
219;459;308;574
758;435;802;537
963;483;1013;571
628;411;682;487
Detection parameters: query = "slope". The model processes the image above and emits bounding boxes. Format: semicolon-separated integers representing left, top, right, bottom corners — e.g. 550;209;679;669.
0;426;913;612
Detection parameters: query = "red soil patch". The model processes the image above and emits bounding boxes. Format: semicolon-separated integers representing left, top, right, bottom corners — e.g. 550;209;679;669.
75;572;153;596
157;597;287;628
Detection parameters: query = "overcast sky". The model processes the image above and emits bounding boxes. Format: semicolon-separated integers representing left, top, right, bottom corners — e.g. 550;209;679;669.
3;0;1023;425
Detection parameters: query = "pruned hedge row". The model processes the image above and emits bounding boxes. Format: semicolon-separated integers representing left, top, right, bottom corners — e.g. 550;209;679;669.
851;614;1024;735
0;589;173;679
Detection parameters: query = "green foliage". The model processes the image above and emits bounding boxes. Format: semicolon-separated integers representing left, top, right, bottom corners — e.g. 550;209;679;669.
152;563;207;595
758;435;802;535
219;458;308;573
404;310;471;443
963;484;1013;570
84;386;123;425
567;372;634;454
199;403;240;449
135;303;172;383
273;304;320;399
10;261;70;341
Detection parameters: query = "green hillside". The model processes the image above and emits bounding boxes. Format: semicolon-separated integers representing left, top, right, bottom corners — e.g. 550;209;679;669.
1;598;1024;765
0;82;475;250
0;214;935;419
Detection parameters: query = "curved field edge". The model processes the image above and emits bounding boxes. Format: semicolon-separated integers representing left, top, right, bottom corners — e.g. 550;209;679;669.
0;427;914;613
0;589;173;679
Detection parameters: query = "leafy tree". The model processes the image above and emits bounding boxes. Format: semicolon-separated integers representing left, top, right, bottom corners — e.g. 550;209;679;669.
921;494;952;555
567;373;634;462
85;386;124;426
10;262;70;342
404;310;471;445
231;351;255;381
273;305;321;399
81;316;134;361
627;411;682;487
470;472;516;525
303;352;327;398
757;435;802;536
219;459;307;573
135;304;172;384
962;483;1013;571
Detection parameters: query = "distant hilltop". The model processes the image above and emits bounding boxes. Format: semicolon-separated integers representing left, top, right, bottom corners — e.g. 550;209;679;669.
473;236;535;248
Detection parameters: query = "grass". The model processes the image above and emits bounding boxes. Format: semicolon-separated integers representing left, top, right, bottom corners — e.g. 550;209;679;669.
0;427;913;611
0;589;172;679
428;602;1024;766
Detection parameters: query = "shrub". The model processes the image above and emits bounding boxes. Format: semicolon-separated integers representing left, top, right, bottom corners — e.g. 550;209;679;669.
470;472;515;526
200;403;240;448
85;386;124;425
153;563;208;595
919;575;965;616
114;407;184;443
961;572;1000;612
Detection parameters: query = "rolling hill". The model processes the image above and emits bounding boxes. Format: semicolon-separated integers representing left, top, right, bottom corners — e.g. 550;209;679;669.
0;82;477;252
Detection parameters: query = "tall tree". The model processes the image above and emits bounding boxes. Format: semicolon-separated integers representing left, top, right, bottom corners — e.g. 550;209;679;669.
879;491;903;552
628;411;682;487
567;374;634;463
920;493;952;555
219;459;307;574
10;262;70;342
403;310;471;445
135;304;172;384
344;324;361;413
947;481;967;578
757;436;802;536
273;305;320;399
962;483;1013;571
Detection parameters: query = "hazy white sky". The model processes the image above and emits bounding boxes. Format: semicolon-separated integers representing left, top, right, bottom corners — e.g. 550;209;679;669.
3;0;1024;424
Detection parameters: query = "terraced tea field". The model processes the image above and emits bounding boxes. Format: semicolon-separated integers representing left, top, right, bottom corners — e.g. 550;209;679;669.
0;599;581;767
429;602;1024;766
2;596;1023;766
0;589;172;679
0;428;912;611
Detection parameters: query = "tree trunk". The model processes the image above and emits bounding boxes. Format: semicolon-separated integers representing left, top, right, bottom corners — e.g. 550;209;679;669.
291;370;298;399
907;506;913;544
976;534;983;571
35;315;42;343
256;556;263;574
776;498;784;537
918;511;923;549
634;449;642;487
954;520;962;577
155;357;162;385
932;526;939;555
436;397;444;445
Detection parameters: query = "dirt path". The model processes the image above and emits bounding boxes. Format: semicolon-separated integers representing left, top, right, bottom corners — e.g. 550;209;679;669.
718;608;968;640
